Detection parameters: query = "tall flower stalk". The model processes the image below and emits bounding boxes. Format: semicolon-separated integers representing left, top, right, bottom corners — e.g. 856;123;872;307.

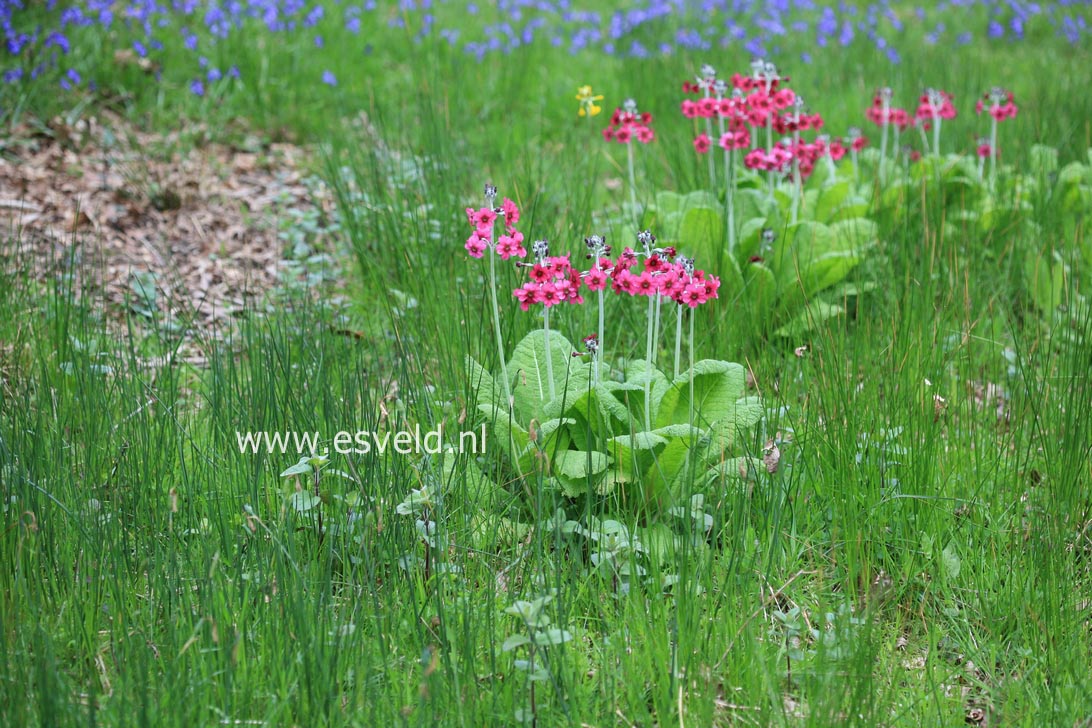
915;88;957;157
603;98;655;225
465;185;527;408
789;96;805;224
699;65;718;190
513;241;585;402
583;235;611;385
877;87;891;184
976;86;1018;191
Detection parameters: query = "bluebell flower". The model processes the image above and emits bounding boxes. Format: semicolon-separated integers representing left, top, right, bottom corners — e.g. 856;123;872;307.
322;70;337;86
45;32;70;54
190;79;205;96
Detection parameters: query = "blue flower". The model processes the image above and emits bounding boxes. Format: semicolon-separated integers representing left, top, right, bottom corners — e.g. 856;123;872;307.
322;70;337;86
190;79;205;96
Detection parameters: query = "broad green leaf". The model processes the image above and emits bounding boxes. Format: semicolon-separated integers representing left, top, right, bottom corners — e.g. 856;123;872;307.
706;395;764;450
553;449;609;479
621;360;670;423
507;330;587;422
828;218;878;250
533;628;573;646
466;355;497;407
502;634;531;652
593;381;642;423
813;180;853;223
280;457;313;477
477;403;533;471
656;360;747;431
735;217;770;264
288;491;320;513
779;250;862;316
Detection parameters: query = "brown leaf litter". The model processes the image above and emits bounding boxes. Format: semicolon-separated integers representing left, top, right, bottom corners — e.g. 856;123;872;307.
0;112;332;331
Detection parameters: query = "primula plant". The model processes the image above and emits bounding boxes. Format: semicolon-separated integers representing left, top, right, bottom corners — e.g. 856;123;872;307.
662;58;881;337
465;213;763;531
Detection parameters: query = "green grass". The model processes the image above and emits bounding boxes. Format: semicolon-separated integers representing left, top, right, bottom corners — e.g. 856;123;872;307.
2;7;1092;727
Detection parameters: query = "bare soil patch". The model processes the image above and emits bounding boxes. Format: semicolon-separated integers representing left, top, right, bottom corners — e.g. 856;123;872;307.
0;113;330;329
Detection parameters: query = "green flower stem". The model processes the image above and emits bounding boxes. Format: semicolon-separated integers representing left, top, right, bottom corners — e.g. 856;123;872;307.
487;242;513;408
652;293;663;398
879;100;889;185
688;308;695;428
718;113;737;254
644;293;654;432
766;113;775;201
703;88;717;190
627;142;639;224
989;115;998;191
933;116;942;157
791;124;802;224
596;288;605;386
544;306;556;403
673;304;683;380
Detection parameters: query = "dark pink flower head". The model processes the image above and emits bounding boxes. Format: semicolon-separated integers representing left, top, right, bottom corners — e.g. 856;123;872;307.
772;87;795;110
744;148;769;171
513;283;540;311
606;98;655;145
466;206;497;231
501;197;520;231
828;139;847;161
978;87;1017;121
465;232;488;258
496;232;526;261
584;267;608;291
633;271;656;297
916;88;956;122
719;129;751;150
693;132;712;154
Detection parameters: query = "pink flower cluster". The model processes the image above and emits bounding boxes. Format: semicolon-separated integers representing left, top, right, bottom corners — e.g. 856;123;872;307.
681;84;800;130
866;91;911;130
603;101;655;144
512;253;585;310
464;196;526;260
975;88;1018;121
742;137;847;179
510;234;721;311
607;246;720;309
914;89;958;126
693;127;752;154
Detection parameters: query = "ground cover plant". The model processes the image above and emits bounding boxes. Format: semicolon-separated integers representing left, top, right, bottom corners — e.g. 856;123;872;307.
2;2;1092;727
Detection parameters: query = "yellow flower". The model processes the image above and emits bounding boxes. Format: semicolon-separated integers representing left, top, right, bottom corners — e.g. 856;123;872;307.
576;84;604;117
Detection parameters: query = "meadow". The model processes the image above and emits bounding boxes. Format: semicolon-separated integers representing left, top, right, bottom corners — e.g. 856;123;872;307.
2;1;1092;726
